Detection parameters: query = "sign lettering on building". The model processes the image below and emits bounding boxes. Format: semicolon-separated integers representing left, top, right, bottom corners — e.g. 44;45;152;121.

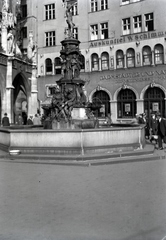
100;69;166;83
90;30;166;48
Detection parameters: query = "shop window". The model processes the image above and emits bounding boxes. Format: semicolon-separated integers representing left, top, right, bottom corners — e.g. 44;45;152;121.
45;58;52;75
133;15;142;33
45;4;55;20
101;0;108;10
100;22;108;39
116;50;124;69
45;31;56;47
54;57;61;75
92;90;110;117
142;46;152;66
145;13;154;32
126;48;135;68
154;44;164;65
91;0;98;12
122;18;131;35
117;89;136;118
101;52;109;70
90;24;98;40
91;53;99;71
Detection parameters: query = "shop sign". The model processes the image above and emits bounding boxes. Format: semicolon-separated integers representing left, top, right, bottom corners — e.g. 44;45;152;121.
100;69;166;83
125;103;130;112
90;30;166;48
152;102;159;112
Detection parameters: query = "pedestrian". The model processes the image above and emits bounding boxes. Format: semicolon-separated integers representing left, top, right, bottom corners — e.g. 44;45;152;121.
156;112;166;150
106;113;112;126
2;113;10;127
33;114;41;125
149;112;158;145
17;113;24;125
27;116;33;125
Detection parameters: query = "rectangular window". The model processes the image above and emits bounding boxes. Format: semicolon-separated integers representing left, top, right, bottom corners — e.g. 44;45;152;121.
133;15;142;33
45;31;56;47
73;27;78;39
45;4;55;20
101;0;108;10
71;1;78;15
21;27;27;38
145;13;154;31
100;22;108;39
90;24;98;40
21;4;27;18
122;18;130;35
91;0;98;12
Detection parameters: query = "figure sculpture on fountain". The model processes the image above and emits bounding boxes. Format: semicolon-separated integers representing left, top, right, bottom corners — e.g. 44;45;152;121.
62;0;77;38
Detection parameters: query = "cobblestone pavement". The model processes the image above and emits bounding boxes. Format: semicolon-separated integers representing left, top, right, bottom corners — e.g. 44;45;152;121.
0;153;166;240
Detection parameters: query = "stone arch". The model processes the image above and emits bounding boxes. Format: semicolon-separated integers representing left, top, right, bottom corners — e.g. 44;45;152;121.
140;83;166;100
89;87;112;102
113;86;139;101
12;72;31;124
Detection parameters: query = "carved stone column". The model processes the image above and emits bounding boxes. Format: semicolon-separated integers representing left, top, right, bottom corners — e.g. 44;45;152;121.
28;64;38;117
5;57;14;123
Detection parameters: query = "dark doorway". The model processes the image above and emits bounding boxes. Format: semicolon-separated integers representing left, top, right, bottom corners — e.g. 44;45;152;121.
144;86;165;117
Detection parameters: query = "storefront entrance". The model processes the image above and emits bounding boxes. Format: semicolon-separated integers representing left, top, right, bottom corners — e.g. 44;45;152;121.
144;86;165;117
92;90;110;117
117;89;136;118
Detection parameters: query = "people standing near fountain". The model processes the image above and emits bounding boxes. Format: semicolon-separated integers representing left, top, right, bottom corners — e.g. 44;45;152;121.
156;112;166;150
149;113;158;144
106;114;112;126
33;114;41;125
2;113;10;127
27;116;33;125
15;113;24;125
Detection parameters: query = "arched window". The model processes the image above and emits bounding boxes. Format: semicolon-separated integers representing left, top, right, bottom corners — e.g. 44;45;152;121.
54;57;61;74
144;86;165;118
116;50;124;69
117;88;136;118
154;44;164;65
126;48;135;68
91;53;99;71
79;54;85;70
142;46;152;66
92;90;110;117
101;52;109;70
45;58;52;75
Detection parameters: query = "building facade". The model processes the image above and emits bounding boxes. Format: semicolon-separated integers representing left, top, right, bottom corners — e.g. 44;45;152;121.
0;0;38;124
35;0;166;121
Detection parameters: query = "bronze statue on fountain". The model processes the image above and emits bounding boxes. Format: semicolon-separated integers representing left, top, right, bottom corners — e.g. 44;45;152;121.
42;0;98;129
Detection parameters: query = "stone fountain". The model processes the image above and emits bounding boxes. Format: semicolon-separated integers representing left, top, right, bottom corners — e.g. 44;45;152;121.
42;0;99;129
0;0;146;159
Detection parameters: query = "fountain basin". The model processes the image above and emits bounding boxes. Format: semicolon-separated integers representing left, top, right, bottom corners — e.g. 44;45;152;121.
0;125;145;156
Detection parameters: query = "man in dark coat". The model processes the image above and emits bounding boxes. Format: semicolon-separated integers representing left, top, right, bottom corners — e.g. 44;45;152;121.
157;112;166;150
149;113;158;144
2;113;10;127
